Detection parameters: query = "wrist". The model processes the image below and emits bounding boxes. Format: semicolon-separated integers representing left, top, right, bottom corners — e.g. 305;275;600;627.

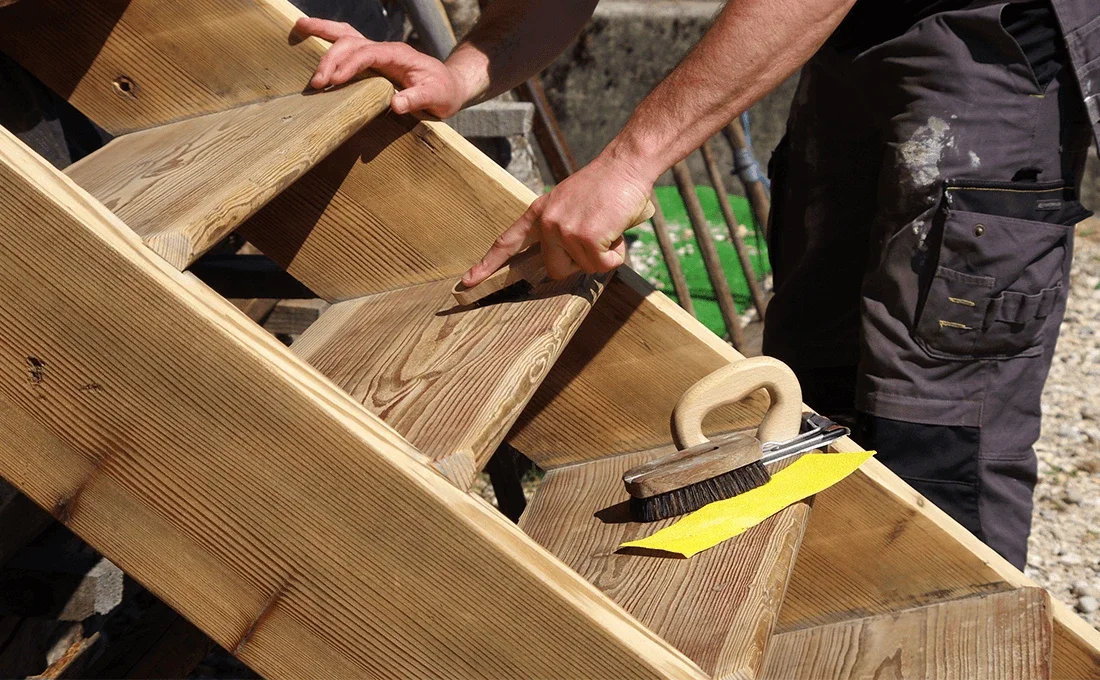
444;45;491;108
596;134;664;191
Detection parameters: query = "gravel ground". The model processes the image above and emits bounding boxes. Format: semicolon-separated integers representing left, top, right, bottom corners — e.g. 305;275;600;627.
1026;219;1100;629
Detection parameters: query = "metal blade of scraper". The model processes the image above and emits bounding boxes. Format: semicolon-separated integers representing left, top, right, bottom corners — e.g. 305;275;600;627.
451;199;658;305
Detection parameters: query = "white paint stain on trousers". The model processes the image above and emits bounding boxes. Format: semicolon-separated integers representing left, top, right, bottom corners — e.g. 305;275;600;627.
899;116;953;190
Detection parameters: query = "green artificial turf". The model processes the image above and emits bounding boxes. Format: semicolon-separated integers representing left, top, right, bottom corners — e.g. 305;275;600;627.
626;185;770;339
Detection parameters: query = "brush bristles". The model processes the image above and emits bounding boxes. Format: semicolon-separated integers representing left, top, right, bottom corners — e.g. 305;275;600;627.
628;461;772;522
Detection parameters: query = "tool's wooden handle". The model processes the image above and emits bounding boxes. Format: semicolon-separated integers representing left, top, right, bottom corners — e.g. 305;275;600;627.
672;356;802;448
451;199;657;305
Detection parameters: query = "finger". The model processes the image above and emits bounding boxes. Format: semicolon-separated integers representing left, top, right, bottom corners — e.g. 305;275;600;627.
461;207;541;287
555;227;604;274
542;241;581;280
391;84;439;114
294;17;361;43
312;39;362;88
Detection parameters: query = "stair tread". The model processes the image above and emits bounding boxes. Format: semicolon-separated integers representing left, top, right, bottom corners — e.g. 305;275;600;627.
64;78;393;270
761;588;1052;680
519;444;810;679
293;275;602;489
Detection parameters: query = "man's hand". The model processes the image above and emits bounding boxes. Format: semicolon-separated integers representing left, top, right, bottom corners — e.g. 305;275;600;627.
295;17;468;117
461;156;653;287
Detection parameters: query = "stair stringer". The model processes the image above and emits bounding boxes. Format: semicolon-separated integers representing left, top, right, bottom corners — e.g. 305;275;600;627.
0;126;707;680
510;268;1100;679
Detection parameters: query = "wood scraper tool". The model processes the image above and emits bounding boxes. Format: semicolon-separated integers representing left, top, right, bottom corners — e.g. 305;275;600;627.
452;199;657;305
623;356;848;522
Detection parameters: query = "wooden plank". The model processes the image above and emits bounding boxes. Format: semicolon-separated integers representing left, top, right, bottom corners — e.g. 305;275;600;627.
0;127;702;680
0;0;330;135
762;588;1052;680
520;445;809;679
31;632;103;680
264;299;329;336
65;79;393;270
784;452;1100;680
292;275;601;489
2;0;537;298
508;268;1100;677
238;116;536;300
509;269;769;468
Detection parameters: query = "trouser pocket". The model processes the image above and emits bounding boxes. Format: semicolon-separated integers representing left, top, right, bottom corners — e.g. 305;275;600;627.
913;180;1090;360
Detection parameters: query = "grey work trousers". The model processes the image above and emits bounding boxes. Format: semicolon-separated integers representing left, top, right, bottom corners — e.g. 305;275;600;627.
763;2;1095;569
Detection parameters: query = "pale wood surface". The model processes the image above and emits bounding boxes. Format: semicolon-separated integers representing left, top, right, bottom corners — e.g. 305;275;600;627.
65;79;393;270
238;116;538;300
509;268;1100;677
0;128;706;680
0;0;331;134
509;270;770;467
520;445;810;679
293;275;601;489
762;588;1053;680
787;452;1100;680
264;298;330;336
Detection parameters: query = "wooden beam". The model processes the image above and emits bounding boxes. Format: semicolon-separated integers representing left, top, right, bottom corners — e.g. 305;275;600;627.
238;115;537;300
785;453;1100;680
292;275;600;489
263;299;329;336
521;444;809;679
0;0;330;135
0;127;702;680
64;79;393;270
509;268;1100;677
30;632;103;680
762;588;1052;680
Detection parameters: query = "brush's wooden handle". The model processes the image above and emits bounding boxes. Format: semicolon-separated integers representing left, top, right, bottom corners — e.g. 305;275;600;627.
672;356;802;448
452;199;657;304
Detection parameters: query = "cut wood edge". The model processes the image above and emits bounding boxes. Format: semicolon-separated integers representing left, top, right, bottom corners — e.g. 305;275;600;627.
761;588;1053;680
65;79;394;270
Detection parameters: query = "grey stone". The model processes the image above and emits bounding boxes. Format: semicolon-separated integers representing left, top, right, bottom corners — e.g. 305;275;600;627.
447;100;534;138
1077;595;1099;614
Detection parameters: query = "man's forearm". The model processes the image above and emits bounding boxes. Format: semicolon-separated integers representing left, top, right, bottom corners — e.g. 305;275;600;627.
599;0;856;185
446;0;598;107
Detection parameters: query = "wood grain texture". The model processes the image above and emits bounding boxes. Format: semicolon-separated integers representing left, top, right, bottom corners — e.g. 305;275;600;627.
784;448;1100;679
263;298;329;336
762;588;1052;680
293;275;601;489
509;267;1099;676
65;79;393;270
509;269;770;468
0;127;706;680
0;0;331;134
520;446;809;679
238;115;537;300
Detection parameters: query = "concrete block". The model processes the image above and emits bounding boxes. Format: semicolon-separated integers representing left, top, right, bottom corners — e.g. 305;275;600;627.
447;100;534;139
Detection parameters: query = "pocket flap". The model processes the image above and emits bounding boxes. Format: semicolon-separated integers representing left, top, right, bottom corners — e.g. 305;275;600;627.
989;285;1060;324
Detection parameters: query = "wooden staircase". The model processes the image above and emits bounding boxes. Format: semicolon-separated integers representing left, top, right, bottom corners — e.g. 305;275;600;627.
0;1;1098;678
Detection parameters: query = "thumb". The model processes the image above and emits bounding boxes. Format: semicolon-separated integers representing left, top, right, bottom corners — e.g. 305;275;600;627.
592;236;627;272
392;85;442;115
